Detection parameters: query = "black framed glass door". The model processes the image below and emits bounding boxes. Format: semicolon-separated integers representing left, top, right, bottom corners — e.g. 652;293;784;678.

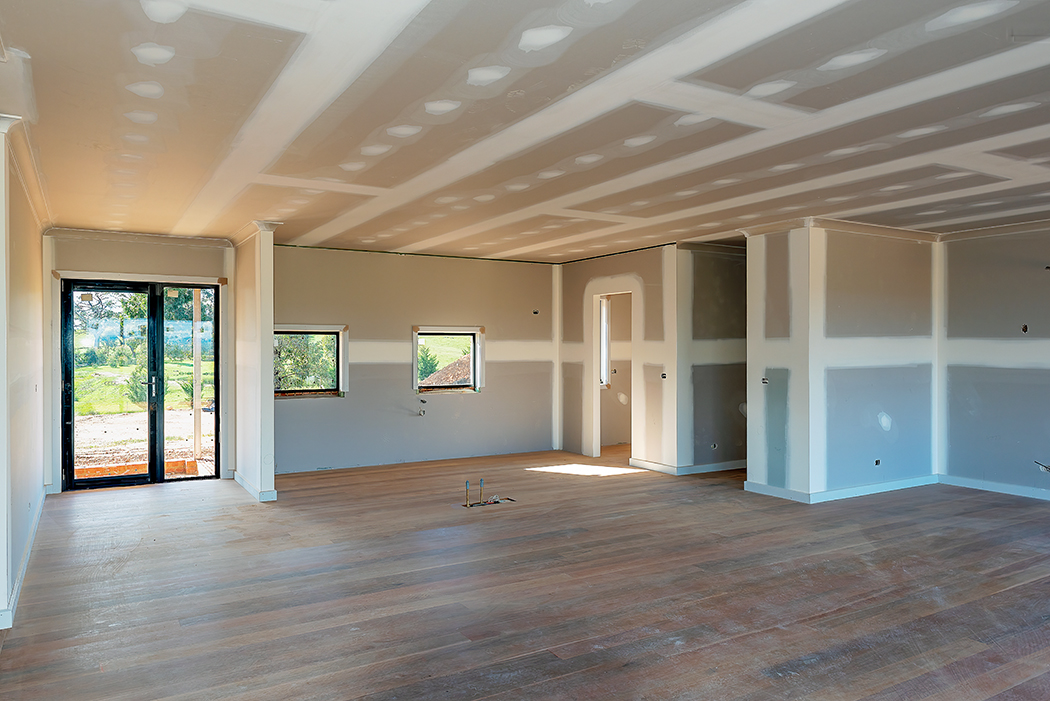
61;280;219;490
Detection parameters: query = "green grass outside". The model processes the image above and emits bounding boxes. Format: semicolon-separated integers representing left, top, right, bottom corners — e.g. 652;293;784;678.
419;335;472;370
74;362;215;416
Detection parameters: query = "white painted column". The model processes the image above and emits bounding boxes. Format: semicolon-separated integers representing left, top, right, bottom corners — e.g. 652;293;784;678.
0;117;14;627
231;221;276;501
931;241;948;475
806;227;828;494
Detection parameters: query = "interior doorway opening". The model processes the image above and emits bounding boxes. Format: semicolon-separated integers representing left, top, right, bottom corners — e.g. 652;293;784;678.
599;292;632;458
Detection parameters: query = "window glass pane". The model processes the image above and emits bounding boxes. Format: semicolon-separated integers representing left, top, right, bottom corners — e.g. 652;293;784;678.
274;333;338;392
418;334;474;388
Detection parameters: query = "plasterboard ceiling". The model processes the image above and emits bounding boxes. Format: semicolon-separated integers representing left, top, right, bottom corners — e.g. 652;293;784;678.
1;0;1050;262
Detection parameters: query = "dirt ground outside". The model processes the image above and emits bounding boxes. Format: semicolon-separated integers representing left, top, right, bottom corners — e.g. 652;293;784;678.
74;409;216;477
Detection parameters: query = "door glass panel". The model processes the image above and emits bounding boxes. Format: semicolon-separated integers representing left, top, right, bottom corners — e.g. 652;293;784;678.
163;287;217;479
72;289;150;480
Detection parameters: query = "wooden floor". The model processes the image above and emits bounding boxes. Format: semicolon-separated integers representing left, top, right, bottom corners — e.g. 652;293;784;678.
4;447;1050;699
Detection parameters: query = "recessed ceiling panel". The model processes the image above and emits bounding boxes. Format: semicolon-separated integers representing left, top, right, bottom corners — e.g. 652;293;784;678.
849;182;1050;230
571;74;1050;216
0;2;303;236
790;2;1050;111
690;0;950;93
267;0;732;188
426;215;616;258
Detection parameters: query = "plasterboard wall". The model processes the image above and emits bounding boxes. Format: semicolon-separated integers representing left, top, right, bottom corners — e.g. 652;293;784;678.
747;225;936;502
561;246;678;467
271;246;555;472
944;231;1050;498
684;245;747;470
2;134;45;628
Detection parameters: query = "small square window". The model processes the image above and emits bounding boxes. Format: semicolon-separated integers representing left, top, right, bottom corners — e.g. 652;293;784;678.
413;326;484;393
273;327;347;396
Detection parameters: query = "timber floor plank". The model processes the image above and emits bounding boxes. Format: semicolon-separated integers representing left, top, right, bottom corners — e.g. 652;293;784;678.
3;446;1050;699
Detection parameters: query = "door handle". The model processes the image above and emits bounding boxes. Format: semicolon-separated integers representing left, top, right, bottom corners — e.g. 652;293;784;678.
141;377;158;398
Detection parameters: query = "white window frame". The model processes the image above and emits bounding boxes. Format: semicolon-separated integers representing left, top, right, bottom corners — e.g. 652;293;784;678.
273;324;349;396
412;325;485;393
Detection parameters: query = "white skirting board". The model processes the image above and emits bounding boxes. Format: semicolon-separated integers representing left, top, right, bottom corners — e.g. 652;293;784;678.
233;471;277;502
745;476;939;504
746;474;1050;504
631;457;746;476
2;490;46;629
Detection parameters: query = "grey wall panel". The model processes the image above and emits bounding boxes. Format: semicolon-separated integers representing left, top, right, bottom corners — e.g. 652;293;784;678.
274;246;552;341
609;292;631;342
948;366;1050;488
562;362;583;455
693;249;746;340
826;365;932;491
765;368;789;489
947;231;1050;338
825;231;932;338
601;361;632;446
692;364;747;466
562;247;663;343
765;233;790;339
274;362;553;473
644;364;664;463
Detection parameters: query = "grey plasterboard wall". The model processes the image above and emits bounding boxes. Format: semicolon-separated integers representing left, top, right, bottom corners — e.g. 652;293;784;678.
765;233;790;339
51;233;227;278
825;231;932;338
562;362;583;455
947;366;1050;488
764;368;790;489
947;231;1050;338
272;246;556;471
693;364;746;466
274;363;552;472
692;248;746;340
276;246;552;341
644;364;664;464
7;157;45;610
826;365;932;491
601;361;632;446
561;247;663;343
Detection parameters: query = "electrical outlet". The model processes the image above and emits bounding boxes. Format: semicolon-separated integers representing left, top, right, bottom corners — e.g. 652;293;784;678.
874;459;881;466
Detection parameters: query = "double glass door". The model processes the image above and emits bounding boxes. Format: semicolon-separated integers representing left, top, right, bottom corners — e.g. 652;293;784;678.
61;280;219;489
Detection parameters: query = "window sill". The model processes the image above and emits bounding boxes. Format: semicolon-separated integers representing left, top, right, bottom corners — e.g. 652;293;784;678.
275;390;343;399
417;387;480;394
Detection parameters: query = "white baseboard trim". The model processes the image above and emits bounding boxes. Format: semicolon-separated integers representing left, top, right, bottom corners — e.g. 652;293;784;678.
629;457;677;475
631;457;746;476
939;475;1050;502
679;459;747;475
234;471;277;502
744;481;815;503
746;475;939;504
2;489;46;629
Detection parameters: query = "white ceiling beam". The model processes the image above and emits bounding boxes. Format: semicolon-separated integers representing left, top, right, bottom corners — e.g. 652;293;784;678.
170;0;434;235
636;81;810;130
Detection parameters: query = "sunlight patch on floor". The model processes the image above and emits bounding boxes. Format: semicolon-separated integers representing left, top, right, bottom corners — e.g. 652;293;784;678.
526;464;645;477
